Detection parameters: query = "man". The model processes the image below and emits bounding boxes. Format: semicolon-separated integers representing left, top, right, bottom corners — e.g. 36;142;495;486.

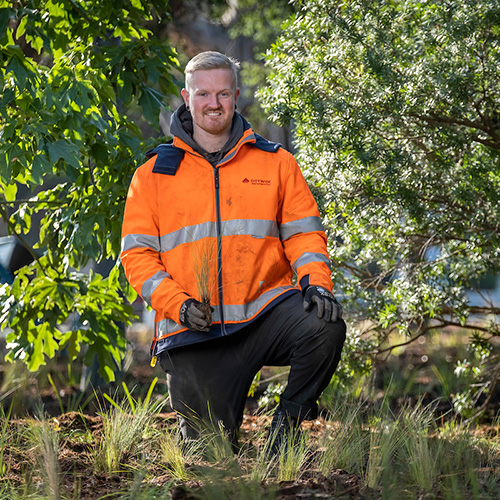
121;51;346;452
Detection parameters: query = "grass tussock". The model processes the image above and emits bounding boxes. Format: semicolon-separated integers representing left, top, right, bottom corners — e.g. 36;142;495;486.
159;428;207;481
1;345;500;500
0;394;499;499
28;412;62;500
94;380;163;474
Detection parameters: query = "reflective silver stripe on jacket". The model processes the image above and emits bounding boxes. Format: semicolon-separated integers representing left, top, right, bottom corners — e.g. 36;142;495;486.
159;221;217;252
292;252;332;272
123;218;321;255
156;219;279;252
279;216;324;242
121;233;161;253
141;270;171;306
156;285;296;336
223;219;279;238
222;285;295;320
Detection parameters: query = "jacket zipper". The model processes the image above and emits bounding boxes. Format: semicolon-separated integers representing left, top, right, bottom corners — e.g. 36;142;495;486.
213;165;226;334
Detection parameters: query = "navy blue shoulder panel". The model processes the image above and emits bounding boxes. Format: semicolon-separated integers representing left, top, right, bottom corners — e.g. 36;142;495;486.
146;142;185;175
252;134;281;153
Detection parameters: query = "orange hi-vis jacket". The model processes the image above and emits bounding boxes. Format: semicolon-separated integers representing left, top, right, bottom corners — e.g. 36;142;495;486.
121;124;333;356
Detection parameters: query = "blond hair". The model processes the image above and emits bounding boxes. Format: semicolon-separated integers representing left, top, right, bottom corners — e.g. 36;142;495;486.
185;51;240;91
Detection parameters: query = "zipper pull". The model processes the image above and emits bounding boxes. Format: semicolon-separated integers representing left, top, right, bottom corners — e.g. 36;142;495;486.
214;167;219;189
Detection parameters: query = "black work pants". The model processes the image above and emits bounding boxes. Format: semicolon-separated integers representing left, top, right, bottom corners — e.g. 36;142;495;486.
158;292;346;439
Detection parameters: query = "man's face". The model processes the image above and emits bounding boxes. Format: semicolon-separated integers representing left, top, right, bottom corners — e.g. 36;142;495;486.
182;68;240;139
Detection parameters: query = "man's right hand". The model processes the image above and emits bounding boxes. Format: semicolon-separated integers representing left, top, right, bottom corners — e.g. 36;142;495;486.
179;298;212;332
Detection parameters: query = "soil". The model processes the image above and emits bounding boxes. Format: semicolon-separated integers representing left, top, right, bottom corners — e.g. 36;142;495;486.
198;301;212;326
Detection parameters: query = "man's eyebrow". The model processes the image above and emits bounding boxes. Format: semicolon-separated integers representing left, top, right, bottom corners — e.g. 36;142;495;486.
194;88;233;93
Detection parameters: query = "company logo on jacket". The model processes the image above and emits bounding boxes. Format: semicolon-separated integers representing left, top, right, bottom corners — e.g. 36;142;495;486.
242;178;271;186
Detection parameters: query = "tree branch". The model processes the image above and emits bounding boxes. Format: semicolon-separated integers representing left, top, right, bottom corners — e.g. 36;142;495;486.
408;112;500;149
0;200;63;206
463;363;500;425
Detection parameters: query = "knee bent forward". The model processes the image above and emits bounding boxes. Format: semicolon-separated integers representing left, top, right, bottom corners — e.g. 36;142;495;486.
320;318;347;352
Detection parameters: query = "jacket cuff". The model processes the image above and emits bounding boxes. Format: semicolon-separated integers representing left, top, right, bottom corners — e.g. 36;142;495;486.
299;275;310;293
299;274;333;294
153;291;190;325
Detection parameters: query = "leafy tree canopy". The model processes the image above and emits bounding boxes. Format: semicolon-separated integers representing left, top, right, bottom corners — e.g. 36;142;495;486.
261;0;500;416
0;0;178;380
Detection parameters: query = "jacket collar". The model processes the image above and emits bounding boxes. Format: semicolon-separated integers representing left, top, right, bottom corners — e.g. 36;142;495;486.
173;127;256;165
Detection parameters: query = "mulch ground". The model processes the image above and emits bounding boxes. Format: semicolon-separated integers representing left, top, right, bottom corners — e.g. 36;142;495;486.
1;325;499;499
1;409;378;500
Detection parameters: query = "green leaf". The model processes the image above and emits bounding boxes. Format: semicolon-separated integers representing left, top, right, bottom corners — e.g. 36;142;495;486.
5;54;29;91
124;283;138;304
15;13;28;39
41;325;59;358
0;7;15;40
29;330;47;371
31;154;51;184
25;30;45;54
138;85;162;126
47;140;80;170
2;182;17;202
57;329;81;360
119;72;134;104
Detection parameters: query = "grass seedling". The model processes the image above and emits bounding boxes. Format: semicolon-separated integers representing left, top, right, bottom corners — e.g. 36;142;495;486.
28;412;61;500
176;403;237;464
248;437;274;483
0;482;35;500
191;235;217;308
103;377;159;415
200;474;274;500
363;404;414;492
0;361;35;416
116;480;174;500
94;380;162;474
183;224;220;318
47;372;93;416
274;429;310;482
398;400;442;493
318;397;370;478
160;429;192;480
202;426;237;464
0;403;13;478
438;429;490;500
253;418;310;483
95;403;147;473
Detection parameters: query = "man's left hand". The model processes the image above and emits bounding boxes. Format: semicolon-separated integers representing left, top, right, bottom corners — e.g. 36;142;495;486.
303;286;343;322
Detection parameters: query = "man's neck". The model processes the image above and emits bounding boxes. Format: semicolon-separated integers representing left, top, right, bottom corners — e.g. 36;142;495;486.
193;128;231;153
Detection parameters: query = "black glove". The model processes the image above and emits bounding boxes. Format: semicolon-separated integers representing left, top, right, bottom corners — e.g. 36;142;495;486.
303;286;343;322
179;299;213;332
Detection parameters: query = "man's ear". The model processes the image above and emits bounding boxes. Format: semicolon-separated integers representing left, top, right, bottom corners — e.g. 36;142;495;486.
181;88;189;106
235;87;240;101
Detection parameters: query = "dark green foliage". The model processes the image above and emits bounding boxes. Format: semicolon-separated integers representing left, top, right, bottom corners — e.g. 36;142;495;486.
261;0;500;415
0;0;179;380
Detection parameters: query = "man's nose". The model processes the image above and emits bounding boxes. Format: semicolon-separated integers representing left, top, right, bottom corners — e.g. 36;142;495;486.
208;94;220;108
